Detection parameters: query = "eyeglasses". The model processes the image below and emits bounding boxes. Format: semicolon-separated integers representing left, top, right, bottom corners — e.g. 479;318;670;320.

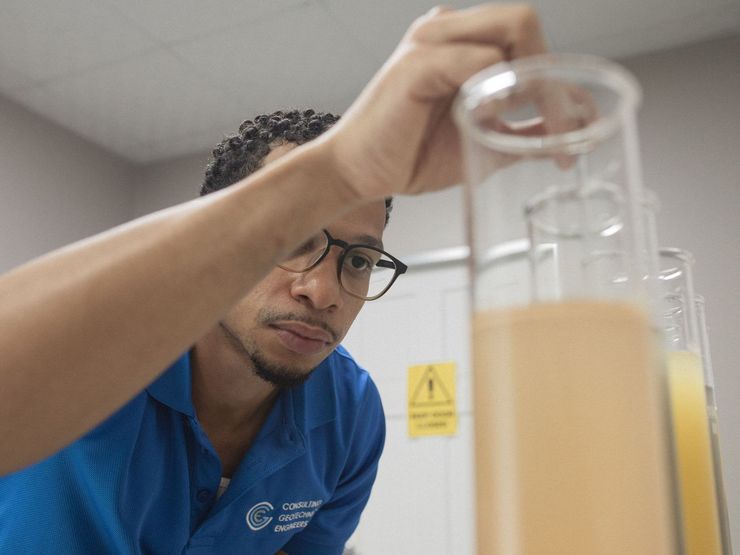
278;229;407;301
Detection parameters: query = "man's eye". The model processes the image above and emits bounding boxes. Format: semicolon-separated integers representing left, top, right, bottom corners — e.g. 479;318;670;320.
346;254;373;273
352;256;371;269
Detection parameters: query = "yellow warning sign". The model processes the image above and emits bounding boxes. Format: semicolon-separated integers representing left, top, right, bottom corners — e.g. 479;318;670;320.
407;362;457;437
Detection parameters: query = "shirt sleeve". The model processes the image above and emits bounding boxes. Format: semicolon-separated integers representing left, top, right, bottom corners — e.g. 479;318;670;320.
281;378;386;555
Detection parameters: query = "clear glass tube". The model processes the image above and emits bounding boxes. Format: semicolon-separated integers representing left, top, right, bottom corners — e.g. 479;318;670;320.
695;294;733;555
455;54;678;554
659;248;724;554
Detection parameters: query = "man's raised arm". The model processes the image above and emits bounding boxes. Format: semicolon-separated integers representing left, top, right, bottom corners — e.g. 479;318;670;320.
0;4;551;474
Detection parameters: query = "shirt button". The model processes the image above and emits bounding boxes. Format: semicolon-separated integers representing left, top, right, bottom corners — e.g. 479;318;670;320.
197;489;211;503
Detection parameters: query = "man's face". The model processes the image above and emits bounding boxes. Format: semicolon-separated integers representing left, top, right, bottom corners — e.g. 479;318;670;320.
219;199;387;388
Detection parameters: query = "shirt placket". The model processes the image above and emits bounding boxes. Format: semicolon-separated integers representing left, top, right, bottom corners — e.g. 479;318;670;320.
185;390;307;551
186;415;223;534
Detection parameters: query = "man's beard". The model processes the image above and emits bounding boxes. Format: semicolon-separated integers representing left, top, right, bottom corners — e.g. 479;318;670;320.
249;345;314;389
218;321;317;389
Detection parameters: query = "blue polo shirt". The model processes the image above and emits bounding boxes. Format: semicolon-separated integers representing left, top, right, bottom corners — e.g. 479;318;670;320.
0;345;385;554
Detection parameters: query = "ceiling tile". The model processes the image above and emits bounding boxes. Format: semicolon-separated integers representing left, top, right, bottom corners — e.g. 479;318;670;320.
136;94;253;162
4;0;109;31
106;0;311;44
321;0;493;64
172;2;376;115
0;63;35;96
138;82;364;162
15;50;233;162
534;0;738;54
556;1;740;58
0;0;157;81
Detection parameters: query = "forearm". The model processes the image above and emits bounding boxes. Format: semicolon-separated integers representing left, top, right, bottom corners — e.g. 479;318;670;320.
0;141;360;474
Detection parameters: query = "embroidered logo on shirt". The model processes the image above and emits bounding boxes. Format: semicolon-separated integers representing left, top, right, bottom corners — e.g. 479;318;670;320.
245;499;324;533
246;501;274;531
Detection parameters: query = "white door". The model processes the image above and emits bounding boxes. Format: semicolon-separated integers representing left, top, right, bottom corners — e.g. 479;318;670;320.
342;260;476;555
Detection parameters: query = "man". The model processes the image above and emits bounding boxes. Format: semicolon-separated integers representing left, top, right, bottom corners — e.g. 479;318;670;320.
1;109;397;553
0;4;556;553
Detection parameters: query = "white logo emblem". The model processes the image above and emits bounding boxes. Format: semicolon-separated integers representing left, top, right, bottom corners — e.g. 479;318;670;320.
246;501;274;531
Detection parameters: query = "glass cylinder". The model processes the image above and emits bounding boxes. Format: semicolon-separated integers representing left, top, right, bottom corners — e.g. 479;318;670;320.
454;54;678;554
695;295;733;555
658;249;723;554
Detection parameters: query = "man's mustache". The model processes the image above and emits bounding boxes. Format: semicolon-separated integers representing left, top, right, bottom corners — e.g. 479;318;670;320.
258;309;339;343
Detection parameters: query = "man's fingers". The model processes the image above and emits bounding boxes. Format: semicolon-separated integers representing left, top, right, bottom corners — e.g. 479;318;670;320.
400;42;507;101
569;84;599;126
470;81;599;171
409;4;546;59
536;81;597;135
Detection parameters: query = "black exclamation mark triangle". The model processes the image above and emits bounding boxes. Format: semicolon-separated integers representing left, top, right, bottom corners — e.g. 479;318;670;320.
411;366;453;407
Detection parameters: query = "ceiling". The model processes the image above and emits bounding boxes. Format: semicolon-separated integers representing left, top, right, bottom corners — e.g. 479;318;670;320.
1;0;738;164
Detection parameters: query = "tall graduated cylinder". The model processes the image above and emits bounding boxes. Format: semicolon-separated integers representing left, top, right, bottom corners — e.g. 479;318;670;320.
453;54;678;554
695;295;734;555
659;249;728;554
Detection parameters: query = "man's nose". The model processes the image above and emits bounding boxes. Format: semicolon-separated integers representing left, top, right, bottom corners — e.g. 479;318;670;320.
289;250;344;311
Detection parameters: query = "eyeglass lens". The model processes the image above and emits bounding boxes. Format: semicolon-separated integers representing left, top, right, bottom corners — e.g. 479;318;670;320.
281;232;327;271
280;232;399;299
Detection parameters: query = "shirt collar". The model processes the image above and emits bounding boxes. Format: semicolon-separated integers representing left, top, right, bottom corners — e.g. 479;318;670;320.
297;350;338;430
145;352;195;417
145;349;339;429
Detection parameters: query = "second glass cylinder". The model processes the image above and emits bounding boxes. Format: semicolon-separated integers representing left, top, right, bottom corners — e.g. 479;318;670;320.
455;54;678;553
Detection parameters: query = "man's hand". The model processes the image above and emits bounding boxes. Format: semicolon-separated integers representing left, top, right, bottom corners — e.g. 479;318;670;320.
323;4;547;201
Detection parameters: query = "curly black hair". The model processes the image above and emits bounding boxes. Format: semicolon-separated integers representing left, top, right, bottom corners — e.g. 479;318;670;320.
201;109;392;225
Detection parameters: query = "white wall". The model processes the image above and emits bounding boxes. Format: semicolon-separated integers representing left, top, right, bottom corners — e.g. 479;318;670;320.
0;95;133;272
131;151;209;218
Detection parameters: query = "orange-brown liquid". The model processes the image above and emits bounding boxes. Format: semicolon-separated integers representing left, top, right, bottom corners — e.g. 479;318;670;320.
473;300;677;554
